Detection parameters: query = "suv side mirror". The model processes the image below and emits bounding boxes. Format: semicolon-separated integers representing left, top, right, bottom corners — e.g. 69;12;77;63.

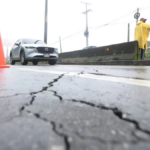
15;43;20;46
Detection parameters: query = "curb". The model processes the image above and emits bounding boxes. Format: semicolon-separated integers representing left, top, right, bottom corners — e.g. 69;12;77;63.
57;60;150;66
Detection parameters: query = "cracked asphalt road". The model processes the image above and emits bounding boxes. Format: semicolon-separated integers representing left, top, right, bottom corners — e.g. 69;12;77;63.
0;65;150;150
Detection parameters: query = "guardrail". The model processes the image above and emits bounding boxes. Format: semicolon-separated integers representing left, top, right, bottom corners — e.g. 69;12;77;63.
58;41;140;64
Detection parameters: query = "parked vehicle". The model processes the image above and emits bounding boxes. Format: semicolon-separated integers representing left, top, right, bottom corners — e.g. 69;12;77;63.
10;39;59;65
82;46;97;50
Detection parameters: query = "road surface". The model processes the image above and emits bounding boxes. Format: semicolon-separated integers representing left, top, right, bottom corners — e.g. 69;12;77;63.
0;65;150;150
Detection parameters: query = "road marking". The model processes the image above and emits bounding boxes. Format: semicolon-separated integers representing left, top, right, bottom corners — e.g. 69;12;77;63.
79;74;150;87
18;68;150;87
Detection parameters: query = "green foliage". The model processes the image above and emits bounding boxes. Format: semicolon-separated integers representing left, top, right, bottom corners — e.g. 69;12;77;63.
145;51;150;59
97;56;102;61
112;56;119;60
112;50;119;60
113;50;117;56
89;58;94;62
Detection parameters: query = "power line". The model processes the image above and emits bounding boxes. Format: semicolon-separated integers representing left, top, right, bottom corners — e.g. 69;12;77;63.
50;29;84;45
50;20;135;46
92;9;136;30
140;5;150;10
50;20;137;46
88;20;136;35
98;20;135;25
49;9;138;45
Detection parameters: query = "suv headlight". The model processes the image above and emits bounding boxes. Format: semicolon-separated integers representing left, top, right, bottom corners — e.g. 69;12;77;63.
25;47;38;52
34;48;38;52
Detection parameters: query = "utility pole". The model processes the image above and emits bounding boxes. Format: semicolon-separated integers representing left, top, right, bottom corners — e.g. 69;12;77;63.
127;23;130;42
59;37;62;53
6;46;8;63
136;8;139;25
44;0;48;43
82;2;91;47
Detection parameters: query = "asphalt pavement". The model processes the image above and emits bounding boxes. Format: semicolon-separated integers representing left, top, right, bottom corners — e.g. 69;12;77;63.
0;65;150;150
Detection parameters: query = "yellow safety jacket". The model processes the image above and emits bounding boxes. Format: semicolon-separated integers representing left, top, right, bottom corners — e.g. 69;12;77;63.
135;21;150;50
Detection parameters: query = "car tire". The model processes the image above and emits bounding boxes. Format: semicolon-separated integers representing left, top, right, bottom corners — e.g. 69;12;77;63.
32;61;38;65
48;60;57;65
20;51;28;65
10;53;15;65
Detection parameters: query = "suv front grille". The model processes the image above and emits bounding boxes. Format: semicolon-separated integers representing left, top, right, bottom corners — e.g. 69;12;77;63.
37;47;54;54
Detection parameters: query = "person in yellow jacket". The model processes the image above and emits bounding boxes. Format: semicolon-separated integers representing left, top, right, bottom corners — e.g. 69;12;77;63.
135;18;150;60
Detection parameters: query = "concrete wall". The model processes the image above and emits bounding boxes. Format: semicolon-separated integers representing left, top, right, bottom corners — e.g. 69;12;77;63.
58;41;139;63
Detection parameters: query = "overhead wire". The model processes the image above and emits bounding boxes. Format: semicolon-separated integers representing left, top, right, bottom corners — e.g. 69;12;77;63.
49;20;135;45
140;5;150;10
106;20;135;25
50;29;84;45
49;8;141;45
90;9;136;31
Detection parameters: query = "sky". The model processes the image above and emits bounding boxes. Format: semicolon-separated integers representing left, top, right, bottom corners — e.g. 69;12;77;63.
0;0;150;54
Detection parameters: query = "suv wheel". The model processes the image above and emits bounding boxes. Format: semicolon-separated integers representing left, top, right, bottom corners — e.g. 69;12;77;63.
10;54;15;65
20;51;28;65
32;61;38;65
48;60;57;65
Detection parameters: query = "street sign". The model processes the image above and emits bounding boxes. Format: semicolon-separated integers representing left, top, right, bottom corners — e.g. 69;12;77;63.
134;12;140;19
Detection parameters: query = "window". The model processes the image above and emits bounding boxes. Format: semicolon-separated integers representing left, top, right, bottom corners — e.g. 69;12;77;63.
35;40;46;45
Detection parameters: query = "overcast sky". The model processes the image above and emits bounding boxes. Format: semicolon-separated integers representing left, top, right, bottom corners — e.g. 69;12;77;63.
0;0;150;53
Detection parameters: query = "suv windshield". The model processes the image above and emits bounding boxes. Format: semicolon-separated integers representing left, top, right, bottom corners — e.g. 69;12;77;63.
35;40;46;44
22;39;46;45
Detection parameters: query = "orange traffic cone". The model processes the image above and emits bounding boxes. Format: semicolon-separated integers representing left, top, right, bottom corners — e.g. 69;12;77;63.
0;33;10;68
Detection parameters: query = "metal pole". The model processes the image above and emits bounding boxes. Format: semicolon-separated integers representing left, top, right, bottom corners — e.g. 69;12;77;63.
44;0;48;43
6;46;8;63
59;37;62;53
86;4;88;47
127;23;130;42
82;3;91;47
136;8;139;25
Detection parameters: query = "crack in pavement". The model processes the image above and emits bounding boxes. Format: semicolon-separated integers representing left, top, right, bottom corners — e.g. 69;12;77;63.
49;89;150;144
24;110;137;150
18;74;72;149
71;99;150;140
51;91;63;101
0;93;29;98
24;91;149;146
17;71;150;148
26;110;70;150
45;73;150;144
77;71;84;75
19;74;65;114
